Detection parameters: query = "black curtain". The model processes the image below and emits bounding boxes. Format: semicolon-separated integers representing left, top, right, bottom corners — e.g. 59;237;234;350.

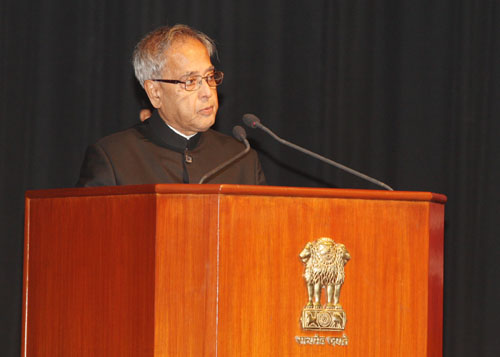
1;1;499;355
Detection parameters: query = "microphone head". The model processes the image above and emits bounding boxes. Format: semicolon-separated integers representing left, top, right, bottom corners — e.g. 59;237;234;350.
232;125;247;142
242;113;261;129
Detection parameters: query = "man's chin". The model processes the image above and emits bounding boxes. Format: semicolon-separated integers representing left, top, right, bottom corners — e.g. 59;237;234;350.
197;116;216;132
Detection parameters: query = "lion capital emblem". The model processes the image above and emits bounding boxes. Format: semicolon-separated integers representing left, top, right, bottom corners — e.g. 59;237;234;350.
299;237;350;331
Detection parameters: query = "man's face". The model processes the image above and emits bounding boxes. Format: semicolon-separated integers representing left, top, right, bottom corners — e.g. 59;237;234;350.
146;37;218;136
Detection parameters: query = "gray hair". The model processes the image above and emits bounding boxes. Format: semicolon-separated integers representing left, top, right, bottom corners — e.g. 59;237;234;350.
132;24;216;88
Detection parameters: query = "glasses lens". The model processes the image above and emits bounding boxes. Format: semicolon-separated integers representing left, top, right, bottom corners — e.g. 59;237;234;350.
184;76;199;91
182;72;224;91
206;71;224;87
213;71;223;85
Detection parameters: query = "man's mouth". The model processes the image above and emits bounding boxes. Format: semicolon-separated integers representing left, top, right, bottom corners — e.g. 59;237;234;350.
199;106;214;116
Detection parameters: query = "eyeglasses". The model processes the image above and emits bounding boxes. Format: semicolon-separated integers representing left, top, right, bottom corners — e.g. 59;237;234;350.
152;71;224;91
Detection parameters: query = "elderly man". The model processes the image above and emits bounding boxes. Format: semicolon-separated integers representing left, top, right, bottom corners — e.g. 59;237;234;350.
77;24;265;186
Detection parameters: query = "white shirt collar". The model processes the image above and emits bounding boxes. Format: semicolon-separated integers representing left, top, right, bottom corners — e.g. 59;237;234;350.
166;124;196;140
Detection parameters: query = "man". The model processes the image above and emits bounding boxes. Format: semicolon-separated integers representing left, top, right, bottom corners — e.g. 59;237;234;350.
77;24;265;186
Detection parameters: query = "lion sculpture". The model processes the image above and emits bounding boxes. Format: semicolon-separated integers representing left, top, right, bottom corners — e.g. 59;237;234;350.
299;237;351;309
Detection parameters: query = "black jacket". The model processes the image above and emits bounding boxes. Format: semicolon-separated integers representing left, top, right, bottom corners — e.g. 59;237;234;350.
77;111;266;187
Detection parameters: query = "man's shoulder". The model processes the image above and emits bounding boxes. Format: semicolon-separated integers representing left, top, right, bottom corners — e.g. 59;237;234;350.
94;123;147;148
201;128;261;159
203;128;242;147
200;129;266;185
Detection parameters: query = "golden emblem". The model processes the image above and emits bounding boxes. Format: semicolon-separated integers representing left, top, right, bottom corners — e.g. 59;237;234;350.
299;237;351;331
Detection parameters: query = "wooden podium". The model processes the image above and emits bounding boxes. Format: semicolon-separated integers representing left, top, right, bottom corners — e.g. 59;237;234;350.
22;184;445;356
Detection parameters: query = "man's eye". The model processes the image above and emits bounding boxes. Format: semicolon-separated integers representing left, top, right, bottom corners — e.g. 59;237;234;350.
185;78;197;86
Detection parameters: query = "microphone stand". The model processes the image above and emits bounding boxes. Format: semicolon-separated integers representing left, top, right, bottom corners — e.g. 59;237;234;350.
243;114;393;191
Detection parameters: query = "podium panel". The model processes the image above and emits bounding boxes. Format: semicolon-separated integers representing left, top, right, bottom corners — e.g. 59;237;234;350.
23;185;445;356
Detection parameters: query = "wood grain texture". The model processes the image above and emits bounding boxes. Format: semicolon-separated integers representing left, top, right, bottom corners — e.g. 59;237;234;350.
22;185;445;356
25;184;447;204
23;194;157;356
154;194;219;356
216;194;443;356
426;202;445;356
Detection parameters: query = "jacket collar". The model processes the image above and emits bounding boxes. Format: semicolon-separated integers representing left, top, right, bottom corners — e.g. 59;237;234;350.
146;110;202;152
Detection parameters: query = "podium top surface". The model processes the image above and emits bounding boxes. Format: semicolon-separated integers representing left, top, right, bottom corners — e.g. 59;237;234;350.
25;184;447;203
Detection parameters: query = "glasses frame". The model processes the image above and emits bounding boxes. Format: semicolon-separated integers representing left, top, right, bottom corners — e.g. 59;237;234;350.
152;71;224;91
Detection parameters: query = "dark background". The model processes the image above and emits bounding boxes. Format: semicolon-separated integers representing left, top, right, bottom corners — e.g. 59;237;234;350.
1;1;499;355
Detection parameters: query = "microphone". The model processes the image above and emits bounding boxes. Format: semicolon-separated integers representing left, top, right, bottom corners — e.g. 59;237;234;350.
242;114;393;191
198;125;251;184
232;125;248;142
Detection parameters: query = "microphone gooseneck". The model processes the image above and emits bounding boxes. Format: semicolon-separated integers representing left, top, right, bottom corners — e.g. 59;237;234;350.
198;126;251;184
242;113;393;191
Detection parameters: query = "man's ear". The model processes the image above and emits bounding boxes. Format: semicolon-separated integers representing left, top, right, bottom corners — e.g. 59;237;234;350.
144;80;162;109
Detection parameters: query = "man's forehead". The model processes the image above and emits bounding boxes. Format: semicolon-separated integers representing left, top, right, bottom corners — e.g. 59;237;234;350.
164;38;213;75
